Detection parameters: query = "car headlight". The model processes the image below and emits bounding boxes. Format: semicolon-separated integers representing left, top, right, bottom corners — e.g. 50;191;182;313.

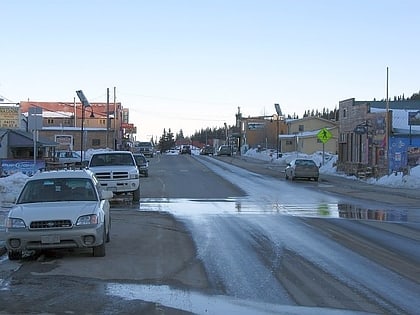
130;172;139;179
6;218;26;229
76;214;99;226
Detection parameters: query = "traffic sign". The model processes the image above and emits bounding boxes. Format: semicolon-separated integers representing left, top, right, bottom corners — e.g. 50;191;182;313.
317;128;332;144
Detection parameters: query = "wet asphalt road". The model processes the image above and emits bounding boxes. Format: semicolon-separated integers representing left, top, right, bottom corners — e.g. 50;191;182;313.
0;154;419;314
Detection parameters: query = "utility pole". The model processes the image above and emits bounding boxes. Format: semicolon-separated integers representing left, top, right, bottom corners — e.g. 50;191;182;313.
386;67;390;174
274;103;283;159
114;86;117;150
106;88;110;149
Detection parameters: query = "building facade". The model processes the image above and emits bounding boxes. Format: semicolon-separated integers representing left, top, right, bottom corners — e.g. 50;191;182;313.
280;117;338;155
338;98;420;177
19;101;127;152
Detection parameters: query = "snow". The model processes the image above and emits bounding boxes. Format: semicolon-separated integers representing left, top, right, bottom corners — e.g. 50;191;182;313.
1;148;419;206
241;148;420;189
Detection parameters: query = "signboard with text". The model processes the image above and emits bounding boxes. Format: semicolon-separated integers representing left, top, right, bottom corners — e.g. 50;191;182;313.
247;122;265;130
0;106;20;128
55;135;73;150
1;159;45;177
408;111;420;126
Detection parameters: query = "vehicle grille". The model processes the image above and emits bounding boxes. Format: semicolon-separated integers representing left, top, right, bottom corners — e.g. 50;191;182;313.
95;171;130;180
30;220;72;229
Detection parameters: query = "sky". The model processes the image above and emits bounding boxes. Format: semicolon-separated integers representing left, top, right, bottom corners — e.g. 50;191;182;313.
1;0;420;140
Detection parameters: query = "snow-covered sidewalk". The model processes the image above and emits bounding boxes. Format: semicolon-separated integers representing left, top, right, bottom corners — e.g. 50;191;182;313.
241;148;420;190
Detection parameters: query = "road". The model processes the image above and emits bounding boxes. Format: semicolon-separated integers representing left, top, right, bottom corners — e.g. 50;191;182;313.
0;153;419;314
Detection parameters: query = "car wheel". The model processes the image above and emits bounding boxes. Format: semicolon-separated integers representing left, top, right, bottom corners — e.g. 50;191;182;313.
132;186;140;202
93;229;106;257
8;250;22;261
285;173;289;180
314;177;319;182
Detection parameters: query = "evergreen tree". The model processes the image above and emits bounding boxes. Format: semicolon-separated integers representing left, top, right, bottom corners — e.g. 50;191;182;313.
410;91;420;100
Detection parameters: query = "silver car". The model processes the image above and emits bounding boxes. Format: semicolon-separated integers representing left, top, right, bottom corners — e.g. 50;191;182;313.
5;169;113;260
285;158;319;181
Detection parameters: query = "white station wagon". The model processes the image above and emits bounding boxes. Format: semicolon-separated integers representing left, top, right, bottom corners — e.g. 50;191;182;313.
5;169;113;260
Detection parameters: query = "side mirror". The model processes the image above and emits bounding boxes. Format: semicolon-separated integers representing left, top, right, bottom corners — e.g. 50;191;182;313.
100;190;114;200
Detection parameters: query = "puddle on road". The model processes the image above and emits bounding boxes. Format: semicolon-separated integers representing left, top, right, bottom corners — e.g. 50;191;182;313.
131;198;416;223
106;283;364;315
0;198;415;233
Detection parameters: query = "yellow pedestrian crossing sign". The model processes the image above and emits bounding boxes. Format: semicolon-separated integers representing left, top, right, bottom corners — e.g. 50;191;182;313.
317;128;332;144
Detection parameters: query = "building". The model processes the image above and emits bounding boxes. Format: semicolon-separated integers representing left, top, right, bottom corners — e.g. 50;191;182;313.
19;101;128;152
279;116;338;155
338;98;420;177
241;115;287;151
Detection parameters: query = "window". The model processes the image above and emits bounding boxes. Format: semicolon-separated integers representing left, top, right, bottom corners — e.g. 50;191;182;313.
343;109;347;118
298;125;304;132
286;140;293;145
92;139;101;146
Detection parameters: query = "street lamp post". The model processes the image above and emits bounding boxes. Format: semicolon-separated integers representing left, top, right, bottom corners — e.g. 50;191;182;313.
76;90;91;164
276;115;279;158
274;103;283;159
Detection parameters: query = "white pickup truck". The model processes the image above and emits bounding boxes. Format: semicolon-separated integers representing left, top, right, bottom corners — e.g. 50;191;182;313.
54;150;82;165
88;151;140;201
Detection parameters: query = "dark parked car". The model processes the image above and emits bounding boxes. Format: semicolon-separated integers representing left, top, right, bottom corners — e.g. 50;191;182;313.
200;146;214;155
180;145;192;155
132;141;154;158
133;153;149;177
285;158;319;181
217;145;232;156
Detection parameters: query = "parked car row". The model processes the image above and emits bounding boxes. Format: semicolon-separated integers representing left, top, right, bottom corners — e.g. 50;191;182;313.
3;149;319;262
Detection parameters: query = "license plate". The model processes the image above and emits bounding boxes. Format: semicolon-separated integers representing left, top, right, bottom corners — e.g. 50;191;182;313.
41;235;60;244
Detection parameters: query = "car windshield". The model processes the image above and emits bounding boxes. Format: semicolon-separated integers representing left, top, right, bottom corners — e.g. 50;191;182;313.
295;159;317;167
17;178;97;203
134;142;152;148
90;153;135;166
134;155;147;164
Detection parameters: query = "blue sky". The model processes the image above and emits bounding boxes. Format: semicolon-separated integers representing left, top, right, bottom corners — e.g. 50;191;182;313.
1;0;419;140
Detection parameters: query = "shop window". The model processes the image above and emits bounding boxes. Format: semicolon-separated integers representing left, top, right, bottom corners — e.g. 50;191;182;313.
92;139;101;146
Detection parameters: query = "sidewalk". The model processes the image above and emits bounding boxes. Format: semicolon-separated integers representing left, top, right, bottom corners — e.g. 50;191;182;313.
320;173;420;200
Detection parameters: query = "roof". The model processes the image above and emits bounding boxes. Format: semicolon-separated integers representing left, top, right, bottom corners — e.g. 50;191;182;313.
1;128;58;147
279;126;338;139
42;126;107;131
91;150;133;155
286;116;338;125
19;101;121;120
31;169;95;180
349;98;420;110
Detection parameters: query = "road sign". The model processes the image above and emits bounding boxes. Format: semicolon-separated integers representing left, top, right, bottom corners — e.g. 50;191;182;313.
317;128;332;144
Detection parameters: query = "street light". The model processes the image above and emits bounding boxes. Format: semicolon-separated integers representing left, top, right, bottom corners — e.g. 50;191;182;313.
76;90;91;164
274;103;283;159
